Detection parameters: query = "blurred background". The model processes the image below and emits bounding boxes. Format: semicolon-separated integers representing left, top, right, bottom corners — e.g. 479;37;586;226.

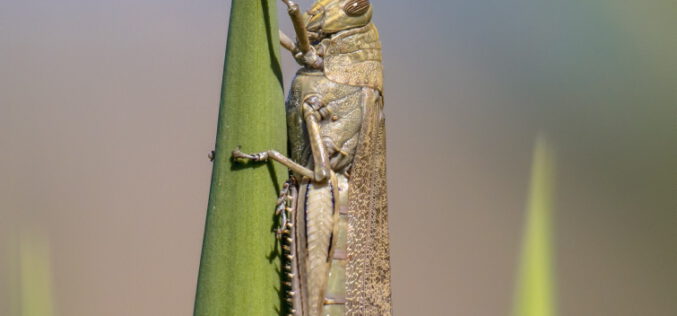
1;0;675;315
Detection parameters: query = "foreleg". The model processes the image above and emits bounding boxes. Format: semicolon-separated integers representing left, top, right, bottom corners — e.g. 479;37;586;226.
279;0;323;69
280;0;310;54
279;30;298;53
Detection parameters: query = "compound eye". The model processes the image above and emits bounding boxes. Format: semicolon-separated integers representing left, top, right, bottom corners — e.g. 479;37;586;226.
343;0;370;17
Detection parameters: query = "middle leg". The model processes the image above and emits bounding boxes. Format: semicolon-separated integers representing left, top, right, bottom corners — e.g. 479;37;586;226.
232;147;314;179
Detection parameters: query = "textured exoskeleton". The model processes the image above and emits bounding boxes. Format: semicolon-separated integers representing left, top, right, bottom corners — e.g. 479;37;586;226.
232;1;390;315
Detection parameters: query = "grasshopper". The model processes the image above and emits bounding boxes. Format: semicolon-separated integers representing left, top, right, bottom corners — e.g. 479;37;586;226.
232;1;390;315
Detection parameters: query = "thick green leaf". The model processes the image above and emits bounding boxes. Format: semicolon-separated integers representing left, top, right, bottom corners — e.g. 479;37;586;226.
194;1;287;315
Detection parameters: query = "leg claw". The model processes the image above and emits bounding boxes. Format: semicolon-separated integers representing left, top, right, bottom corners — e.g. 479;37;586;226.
232;146;259;162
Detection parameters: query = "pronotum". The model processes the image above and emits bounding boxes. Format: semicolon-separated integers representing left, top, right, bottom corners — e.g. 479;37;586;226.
231;1;391;315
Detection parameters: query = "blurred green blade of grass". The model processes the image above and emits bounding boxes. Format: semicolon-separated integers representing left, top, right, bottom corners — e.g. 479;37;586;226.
193;0;286;315
512;135;557;316
10;232;56;316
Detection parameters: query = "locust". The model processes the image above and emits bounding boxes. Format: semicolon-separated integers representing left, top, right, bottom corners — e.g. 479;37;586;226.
231;1;390;315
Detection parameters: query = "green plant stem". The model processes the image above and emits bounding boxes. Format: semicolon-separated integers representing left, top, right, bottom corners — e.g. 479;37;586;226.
194;1;286;315
513;134;557;316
